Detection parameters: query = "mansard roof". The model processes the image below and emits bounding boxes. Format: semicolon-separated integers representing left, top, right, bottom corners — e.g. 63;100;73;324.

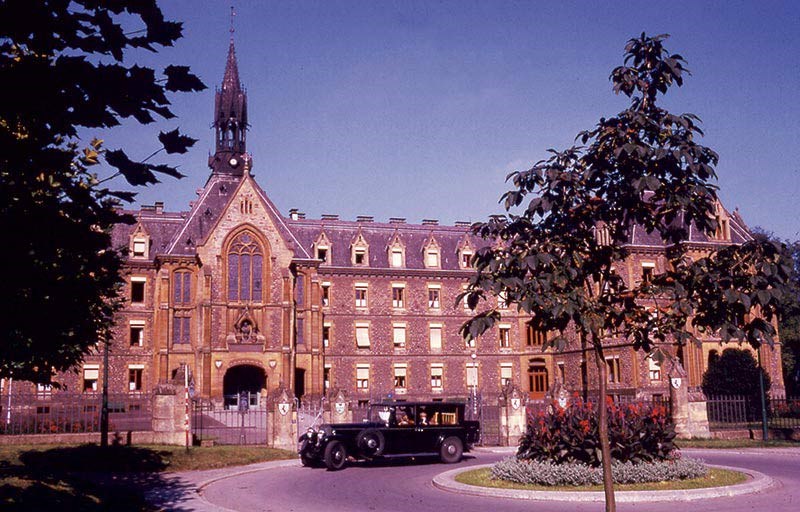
112;208;185;260
287;218;485;270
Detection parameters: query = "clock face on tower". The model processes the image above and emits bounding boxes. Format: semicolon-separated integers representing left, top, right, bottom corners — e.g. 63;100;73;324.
229;157;239;168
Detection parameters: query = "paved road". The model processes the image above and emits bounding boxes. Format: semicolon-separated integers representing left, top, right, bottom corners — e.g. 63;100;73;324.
199;448;800;512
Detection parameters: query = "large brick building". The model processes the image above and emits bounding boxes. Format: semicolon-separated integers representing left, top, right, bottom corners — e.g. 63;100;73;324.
9;38;784;407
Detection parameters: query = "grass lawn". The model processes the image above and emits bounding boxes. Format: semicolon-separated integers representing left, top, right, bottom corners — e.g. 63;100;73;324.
455;467;747;492
0;443;296;512
677;439;800;449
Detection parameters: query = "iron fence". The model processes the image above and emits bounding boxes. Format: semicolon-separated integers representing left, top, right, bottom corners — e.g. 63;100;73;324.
706;395;800;430
0;392;152;435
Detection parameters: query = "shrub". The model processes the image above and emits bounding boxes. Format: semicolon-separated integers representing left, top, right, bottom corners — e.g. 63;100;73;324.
517;396;676;466
490;457;708;487
702;348;770;397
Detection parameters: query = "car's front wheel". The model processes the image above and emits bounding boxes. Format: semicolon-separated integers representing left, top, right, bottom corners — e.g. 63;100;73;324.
324;440;348;470
439;436;463;464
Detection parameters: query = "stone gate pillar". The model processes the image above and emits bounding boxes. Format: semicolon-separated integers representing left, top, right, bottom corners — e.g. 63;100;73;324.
269;387;297;451
151;384;185;445
324;389;351;424
669;358;710;439
501;385;526;447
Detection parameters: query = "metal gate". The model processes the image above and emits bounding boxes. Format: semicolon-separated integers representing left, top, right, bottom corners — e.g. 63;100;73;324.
192;394;268;445
466;393;502;446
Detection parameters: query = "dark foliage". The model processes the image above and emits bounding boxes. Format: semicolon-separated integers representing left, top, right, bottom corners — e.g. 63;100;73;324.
518;398;676;467
702;348;770;397
0;1;205;383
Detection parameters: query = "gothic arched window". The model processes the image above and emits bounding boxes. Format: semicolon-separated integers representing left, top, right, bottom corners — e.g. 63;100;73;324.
228;232;263;302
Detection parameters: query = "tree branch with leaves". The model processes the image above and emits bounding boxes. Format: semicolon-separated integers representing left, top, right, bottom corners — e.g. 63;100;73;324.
0;0;205;384
460;33;791;512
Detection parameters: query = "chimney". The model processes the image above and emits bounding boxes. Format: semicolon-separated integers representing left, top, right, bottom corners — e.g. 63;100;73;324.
289;208;299;220
154;201;164;214
321;214;339;221
356;215;374;223
389;217;406;224
455;221;471;228
422;219;439;226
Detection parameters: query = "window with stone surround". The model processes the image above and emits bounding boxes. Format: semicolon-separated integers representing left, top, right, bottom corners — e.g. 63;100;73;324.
428;284;441;309
227;232;264;302
324;364;331;392
130;276;146;304
557;361;566;384
356;364;369;389
526;322;547;346
393;323;406;349
173;270;191;305
528;358;548;397
128;365;144;391
173;315;190;344
431;364;443;390
499;324;511;348
321;282;331;307
641;261;655;285
132;237;148;258
355;322;370;348
83;365;99;392
129;320;145;347
500;363;513;387
393;364;407;390
323;323;331;348
390;247;404;268
355;283;368;308
606;356;621;384
429;323;442;351
351;233;369;266
392;284;405;308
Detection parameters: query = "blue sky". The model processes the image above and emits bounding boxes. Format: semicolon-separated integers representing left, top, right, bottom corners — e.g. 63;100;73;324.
107;0;799;240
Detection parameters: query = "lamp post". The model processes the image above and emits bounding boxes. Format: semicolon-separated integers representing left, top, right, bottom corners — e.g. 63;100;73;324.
757;349;768;442
468;352;478;416
100;337;109;447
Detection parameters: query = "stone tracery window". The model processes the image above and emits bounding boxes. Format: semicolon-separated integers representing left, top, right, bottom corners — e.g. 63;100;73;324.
228;232;264;302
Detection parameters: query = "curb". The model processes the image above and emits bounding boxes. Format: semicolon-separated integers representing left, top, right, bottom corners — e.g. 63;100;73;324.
431;463;776;502
146;458;301;512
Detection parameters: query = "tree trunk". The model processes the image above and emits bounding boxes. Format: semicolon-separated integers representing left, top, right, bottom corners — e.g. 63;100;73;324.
595;345;616;512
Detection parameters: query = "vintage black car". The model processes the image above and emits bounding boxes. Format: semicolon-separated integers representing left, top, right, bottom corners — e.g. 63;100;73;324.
298;401;480;470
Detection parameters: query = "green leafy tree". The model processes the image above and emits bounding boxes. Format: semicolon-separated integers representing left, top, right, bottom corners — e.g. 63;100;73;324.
752;229;800;395
0;1;205;384
461;33;791;511
702;348;770;397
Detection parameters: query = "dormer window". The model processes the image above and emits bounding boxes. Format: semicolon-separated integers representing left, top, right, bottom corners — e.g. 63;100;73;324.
313;232;332;265
132;239;147;258
130;223;150;259
713;202;731;241
391;248;404;267
354;248;366;265
387;232;406;268
426;249;440;268
423;235;441;269
350;231;370;267
460;249;473;269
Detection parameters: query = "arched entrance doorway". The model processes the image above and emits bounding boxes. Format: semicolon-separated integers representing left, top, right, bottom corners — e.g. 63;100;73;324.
223;364;266;409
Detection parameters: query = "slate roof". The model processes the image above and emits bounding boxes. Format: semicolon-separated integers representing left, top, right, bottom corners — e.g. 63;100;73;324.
115;173;752;266
286;218;483;271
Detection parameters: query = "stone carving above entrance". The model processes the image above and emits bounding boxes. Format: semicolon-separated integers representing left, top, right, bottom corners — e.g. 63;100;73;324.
226;307;265;345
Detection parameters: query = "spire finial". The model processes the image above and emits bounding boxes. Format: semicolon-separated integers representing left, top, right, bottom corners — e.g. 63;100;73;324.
229;6;236;38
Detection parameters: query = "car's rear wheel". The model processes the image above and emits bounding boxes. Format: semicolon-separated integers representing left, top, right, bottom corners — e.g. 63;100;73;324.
324;440;348;470
439;436;463;464
356;428;385;457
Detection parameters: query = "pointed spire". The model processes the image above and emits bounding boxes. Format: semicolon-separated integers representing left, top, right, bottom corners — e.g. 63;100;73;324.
222;38;241;92
208;6;248;176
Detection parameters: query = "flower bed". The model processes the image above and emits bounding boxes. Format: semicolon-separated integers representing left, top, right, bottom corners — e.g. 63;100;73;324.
490;457;708;487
